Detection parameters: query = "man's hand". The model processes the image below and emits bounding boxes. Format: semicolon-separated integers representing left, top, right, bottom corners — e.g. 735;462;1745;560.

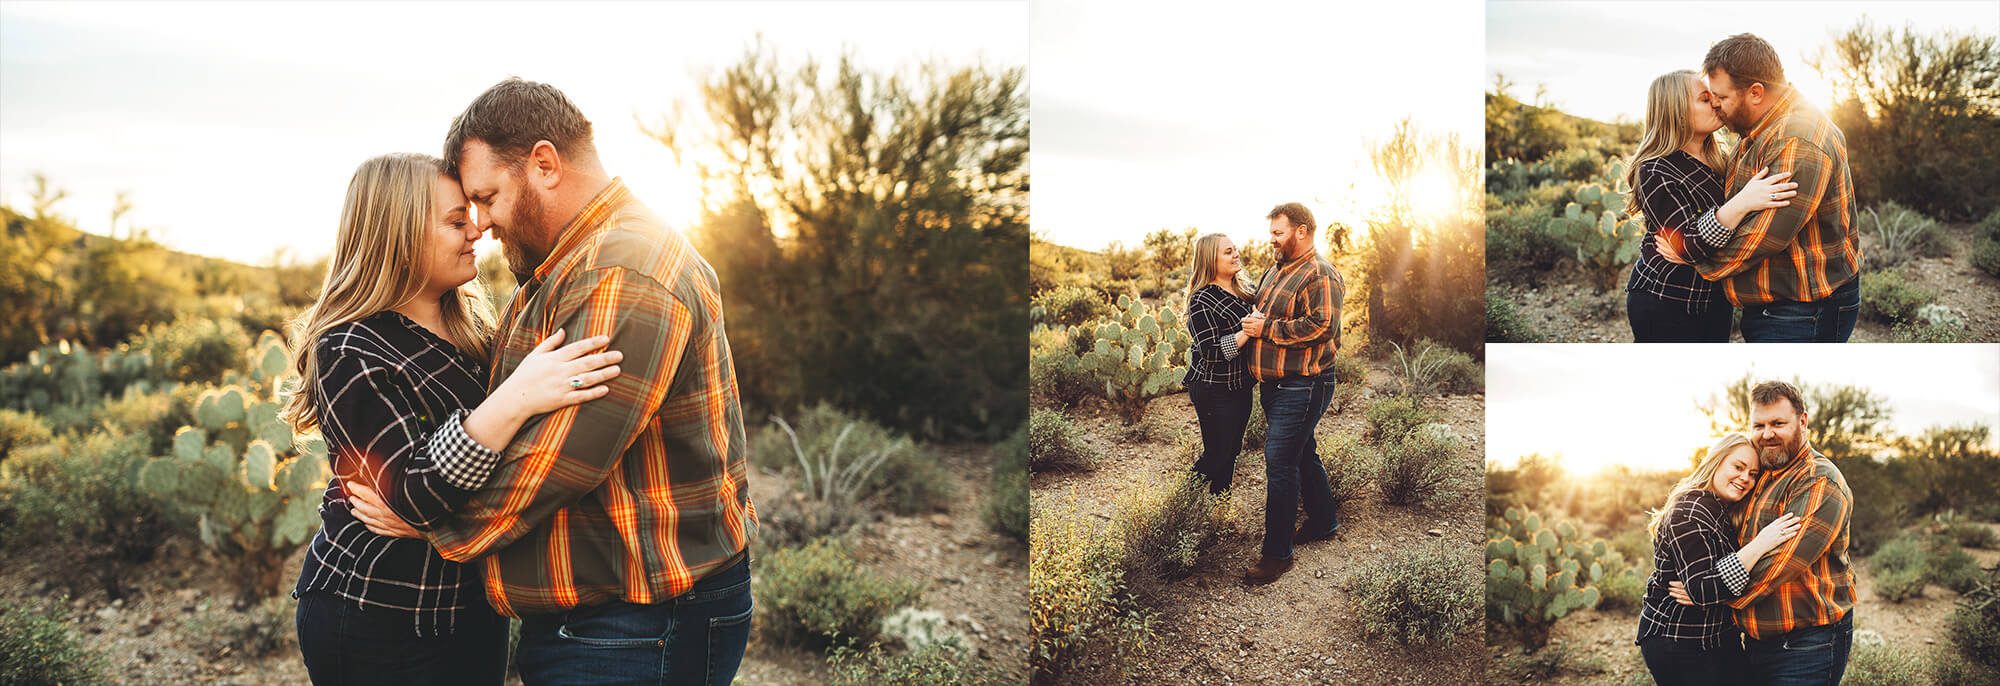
1240;311;1266;338
345;480;422;539
1668;581;1694;606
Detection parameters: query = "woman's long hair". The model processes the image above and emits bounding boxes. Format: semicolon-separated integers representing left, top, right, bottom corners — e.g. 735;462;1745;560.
1185;232;1253;300
1646;432;1755;537
1624;70;1730;219
280;153;495;434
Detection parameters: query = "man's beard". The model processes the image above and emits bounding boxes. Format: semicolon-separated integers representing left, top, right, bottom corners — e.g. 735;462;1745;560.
499;188;547;273
1757;433;1801;470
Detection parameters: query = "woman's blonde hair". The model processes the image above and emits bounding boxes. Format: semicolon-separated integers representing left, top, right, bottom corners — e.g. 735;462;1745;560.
1647;432;1755;536
280;153;495;433
1186;232;1253;300
1624;70;1730;219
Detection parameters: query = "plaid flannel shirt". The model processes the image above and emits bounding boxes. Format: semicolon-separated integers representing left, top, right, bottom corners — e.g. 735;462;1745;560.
1637;489;1752;650
1183;284;1254;390
422;178;756;618
1729;441;1855;640
1692;88;1862;306
1245;251;1344;383
1629;151;1730;315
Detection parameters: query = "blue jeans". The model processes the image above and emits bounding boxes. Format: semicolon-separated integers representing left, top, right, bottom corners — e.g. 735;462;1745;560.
514;555;753;686
1740;277;1859;342
1258;370;1340;561
1744;611;1853;686
295;591;508;686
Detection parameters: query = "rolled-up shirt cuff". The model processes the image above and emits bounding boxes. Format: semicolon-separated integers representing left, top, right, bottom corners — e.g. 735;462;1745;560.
1695;207;1732;248
1716;551;1750;596
1217;332;1241;361
431;409;504;490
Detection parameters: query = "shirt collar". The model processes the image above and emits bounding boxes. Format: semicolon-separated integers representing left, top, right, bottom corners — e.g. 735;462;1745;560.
1742;86;1798;145
532;177;631;282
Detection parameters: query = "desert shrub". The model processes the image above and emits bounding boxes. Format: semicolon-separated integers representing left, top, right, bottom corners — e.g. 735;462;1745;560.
1929;542;1982;594
1031;286;1109;329
1029;350;1094;409
1871;535;1930;602
828;642;1010;686
0;431;167;595
1365;396;1440;443
1388;340;1447;398
1861;203;1948;269
1351;539;1479;646
1973;228;2000;278
1893;304;1970;343
1847;640;1932;686
0;410;52;461
1114;473;1233;601
756;538;924;651
1860;269;1937;325
1377;423;1462;508
1595;568;1646;612
1928;645;2000;686
985;425;1029;542
1322;433;1373;512
186;594;296;658
0;604;101;685
1486;202;1569;276
1028;408;1093;472
1485;292;1540;343
1031;502;1154;682
750;404;952;543
1951;587;2000;671
1945;522;1997;550
96;386;188;454
132;316;249;383
1421;340;1482;395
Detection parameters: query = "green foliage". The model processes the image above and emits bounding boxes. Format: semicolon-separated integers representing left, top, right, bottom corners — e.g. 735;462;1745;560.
0;604;102;686
985;425;1029;542
1376;422;1463;508
1030;501;1154;682
186;594;296;658
1594;566;1646;612
0;431;168;595
1872;535;1931;602
1945;522;1997;550
1972;236;2000;279
1322;432;1373;512
751;404;940;545
1351;539;1479;646
1950;568;2000;671
1028;348;1095;410
1113;473;1233;602
0;409;52;461
1930;542;1982;595
1485;292;1540;342
0;339;164;416
1031;286;1110;329
1861;269;1938;324
1847;641;1933;686
1389;339;1481;398
1365;396;1440;443
1027;408;1093;472
755;538;924;651
1075;295;1192;423
1861;203;1949;269
828;642;1011;686
1486;505;1626;647
131;317;249;383
1820;21;2000;221
1893;304;1970;343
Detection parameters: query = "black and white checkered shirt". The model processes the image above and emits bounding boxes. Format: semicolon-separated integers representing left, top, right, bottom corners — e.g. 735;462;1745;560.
1183;284;1254;391
292;311;508;637
1637;489;1752;650
1627;151;1734;315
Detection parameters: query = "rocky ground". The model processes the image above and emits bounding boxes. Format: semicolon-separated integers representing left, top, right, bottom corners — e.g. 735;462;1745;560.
1032;360;1489;685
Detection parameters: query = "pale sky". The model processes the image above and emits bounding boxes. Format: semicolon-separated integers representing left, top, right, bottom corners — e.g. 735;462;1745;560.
1488;1;2000;124
1486;344;2000;474
1033;0;1485;252
0;1;1026;264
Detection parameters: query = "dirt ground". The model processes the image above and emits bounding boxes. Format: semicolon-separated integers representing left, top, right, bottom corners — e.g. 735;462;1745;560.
0;445;1024;685
1489;221;2000;343
1032;360;1489;685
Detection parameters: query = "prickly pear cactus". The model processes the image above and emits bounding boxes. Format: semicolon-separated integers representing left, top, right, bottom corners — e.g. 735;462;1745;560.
1550;159;1644;291
1075;294;1192;422
1485;505;1623;646
0;339;161;414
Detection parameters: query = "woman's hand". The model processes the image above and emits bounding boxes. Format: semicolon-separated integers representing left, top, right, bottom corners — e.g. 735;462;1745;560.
1719;168;1797;229
490;329;623;418
345;480;421;539
1749;511;1803;553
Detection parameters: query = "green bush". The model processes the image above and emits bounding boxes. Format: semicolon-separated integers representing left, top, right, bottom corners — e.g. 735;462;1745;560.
0;432;167;594
1951;589;2000;671
1928;645;2000;686
985;426;1029;542
828;642;1011;686
1871;535;1930;602
755;538;924;651
97;386;188;454
0;409;52;461
1365;396;1441;443
1861;270;1937;325
1595;568;1646;612
1973;213;2000;277
1322;432;1373;513
1945;522;1997;550
1029;350;1094;409
1419;340;1482;395
1861;203;1949;269
186;594;296;658
131;316;249;383
1847;640;1931;686
1485;292;1540;343
756;403;953;517
1486;506;1623;648
1031;502;1153;682
1114;473;1233;600
0;604;101;685
1376;423;1462;507
1031;286;1109;329
1028;408;1093;472
1929;542;1982;594
1351;538;1479;646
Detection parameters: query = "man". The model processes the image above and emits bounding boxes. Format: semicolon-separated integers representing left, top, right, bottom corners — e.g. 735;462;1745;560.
1238;202;1345;584
1678;380;1854;684
1689;33;1862;342
349;78;756;685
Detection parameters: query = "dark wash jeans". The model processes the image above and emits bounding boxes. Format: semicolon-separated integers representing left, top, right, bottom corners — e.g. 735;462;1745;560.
296;591;508;686
1627;289;1733;342
1744;611;1854;686
1640;635;1748;686
1187;379;1253;493
1740;277;1860;342
515;555;753;686
1258;370;1340;561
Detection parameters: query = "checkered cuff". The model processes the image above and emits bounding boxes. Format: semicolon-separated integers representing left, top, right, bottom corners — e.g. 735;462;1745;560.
1717;551;1751;596
1218;332;1241;361
1695;207;1733;248
430;409;504;490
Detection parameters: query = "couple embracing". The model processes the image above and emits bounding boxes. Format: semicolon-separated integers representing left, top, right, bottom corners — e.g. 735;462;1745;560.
279;78;755;685
1180;203;1346;584
1639;381;1856;685
1625;33;1861;343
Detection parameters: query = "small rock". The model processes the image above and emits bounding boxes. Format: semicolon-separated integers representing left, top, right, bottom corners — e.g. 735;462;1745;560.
94;606;118;621
1426;528;1444;537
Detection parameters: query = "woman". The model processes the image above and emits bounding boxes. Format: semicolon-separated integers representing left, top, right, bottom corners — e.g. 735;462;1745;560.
1182;232;1257;494
1636;432;1802;686
280;153;624;685
1624;69;1799;342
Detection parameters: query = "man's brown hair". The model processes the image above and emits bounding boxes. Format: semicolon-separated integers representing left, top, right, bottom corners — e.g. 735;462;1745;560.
443;77;596;177
1703;33;1787;89
1750;380;1807;416
1267;202;1316;234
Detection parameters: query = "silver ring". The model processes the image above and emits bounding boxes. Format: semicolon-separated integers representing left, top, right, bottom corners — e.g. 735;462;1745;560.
1769;193;1778;201
568;377;583;389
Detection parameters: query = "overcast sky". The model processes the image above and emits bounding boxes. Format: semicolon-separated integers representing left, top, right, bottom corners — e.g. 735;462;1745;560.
1487;344;2000;474
1487;1;1999;123
0;1;1026;264
1033;0;1484;252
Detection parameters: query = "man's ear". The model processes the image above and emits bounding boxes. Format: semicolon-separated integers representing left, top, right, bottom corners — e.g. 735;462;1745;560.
528;140;562;190
1747;82;1765;107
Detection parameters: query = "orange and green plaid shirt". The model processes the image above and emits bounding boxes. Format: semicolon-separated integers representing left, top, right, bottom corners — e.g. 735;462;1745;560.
1728;440;1854;640
1693;88;1862;306
425;178;756;617
1245;250;1344;382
